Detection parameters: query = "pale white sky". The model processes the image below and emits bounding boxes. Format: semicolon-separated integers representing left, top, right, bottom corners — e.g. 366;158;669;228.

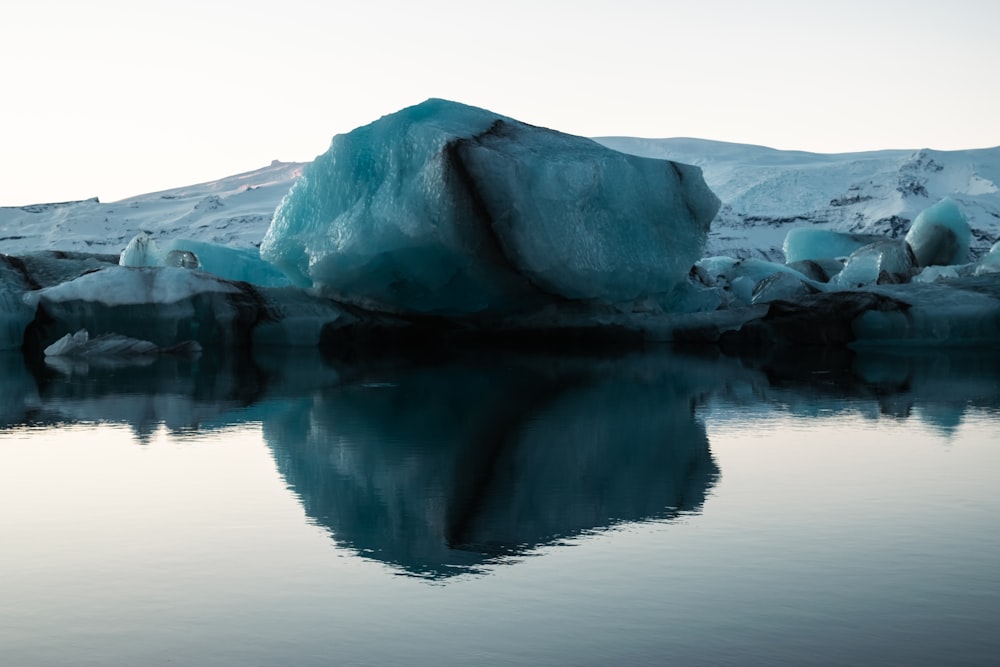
2;0;998;206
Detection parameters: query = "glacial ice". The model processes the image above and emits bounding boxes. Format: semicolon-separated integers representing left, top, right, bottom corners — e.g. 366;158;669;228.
786;258;845;283
831;239;916;288
904;197;971;267
978;242;1000;274
120;233;291;287
751;271;820;304
46;329;158;357
27;265;241;307
1;251;120;351
695;256;821;305
261;99;720;316
23;265;354;352
783;228;883;264
44;328;202;358
851;278;1000;347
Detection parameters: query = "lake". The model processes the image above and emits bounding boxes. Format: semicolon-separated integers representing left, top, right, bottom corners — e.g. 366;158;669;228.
1;345;998;666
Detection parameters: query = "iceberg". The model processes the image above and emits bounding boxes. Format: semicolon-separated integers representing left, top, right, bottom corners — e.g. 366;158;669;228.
23;266;357;354
786;258;845;283
696;256;821;305
978;242;1000;274
851;277;1000;347
1;251;119;350
831;239;916;288
904;197;971;267
751;271;821;304
715;274;1000;349
783;228;883;264
261;99;720;316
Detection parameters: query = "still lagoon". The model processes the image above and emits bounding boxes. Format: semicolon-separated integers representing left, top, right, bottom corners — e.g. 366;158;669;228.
1;346;998;666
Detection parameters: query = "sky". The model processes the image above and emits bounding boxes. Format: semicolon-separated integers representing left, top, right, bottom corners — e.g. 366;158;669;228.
2;0;999;206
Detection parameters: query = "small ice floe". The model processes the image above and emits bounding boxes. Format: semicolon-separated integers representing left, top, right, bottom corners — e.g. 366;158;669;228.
44;329;202;358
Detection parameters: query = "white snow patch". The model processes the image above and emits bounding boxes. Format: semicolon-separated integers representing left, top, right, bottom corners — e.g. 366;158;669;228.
25;266;241;307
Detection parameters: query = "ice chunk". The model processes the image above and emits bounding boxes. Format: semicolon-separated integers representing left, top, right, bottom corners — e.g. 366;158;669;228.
44;329;201;358
832;239;916;288
851;277;1000;346
913;239;1000;282
973;241;1000;276
786;258;845;283
913;264;966;283
261;99;720;315
15;251;120;287
119;233;159;267
28;265;241;307
722;275;1000;349
120;233;291;287
904;197;971;267
751;271;821;304
164;249;199;269
47;329;118;356
1;251;123;350
696;256;820;305
24;266;355;352
783;228;883;264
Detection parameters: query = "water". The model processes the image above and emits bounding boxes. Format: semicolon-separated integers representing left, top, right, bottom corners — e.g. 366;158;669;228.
1;346;998;666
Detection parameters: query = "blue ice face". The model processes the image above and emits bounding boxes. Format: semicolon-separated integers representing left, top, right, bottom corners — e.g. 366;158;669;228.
260;99;720;316
832;239;916;288
905;197;972;267
120;234;292;287
783;228;883;264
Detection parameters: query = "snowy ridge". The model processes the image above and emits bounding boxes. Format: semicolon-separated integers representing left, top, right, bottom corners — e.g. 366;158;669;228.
0;160;304;256
596;138;1000;260
3;140;1000;263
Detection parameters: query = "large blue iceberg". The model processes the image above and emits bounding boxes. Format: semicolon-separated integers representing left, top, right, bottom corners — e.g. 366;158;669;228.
261;99;721;316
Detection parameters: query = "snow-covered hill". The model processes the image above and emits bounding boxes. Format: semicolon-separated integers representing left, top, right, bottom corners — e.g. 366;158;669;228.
2;140;998;262
597;138;1000;260
0;160;304;257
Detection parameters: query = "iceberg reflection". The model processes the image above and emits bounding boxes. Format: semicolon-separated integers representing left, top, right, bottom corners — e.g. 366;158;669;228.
264;353;720;578
2;345;998;577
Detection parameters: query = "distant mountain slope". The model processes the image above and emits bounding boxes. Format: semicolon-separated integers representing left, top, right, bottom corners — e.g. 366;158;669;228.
3;140;999;262
596;137;1000;260
0;160;304;256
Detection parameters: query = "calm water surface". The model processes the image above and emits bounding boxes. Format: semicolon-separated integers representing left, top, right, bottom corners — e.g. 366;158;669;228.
1;347;998;666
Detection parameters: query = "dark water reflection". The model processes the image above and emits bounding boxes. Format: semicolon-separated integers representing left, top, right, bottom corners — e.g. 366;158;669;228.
264;353;720;577
3;344;999;578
